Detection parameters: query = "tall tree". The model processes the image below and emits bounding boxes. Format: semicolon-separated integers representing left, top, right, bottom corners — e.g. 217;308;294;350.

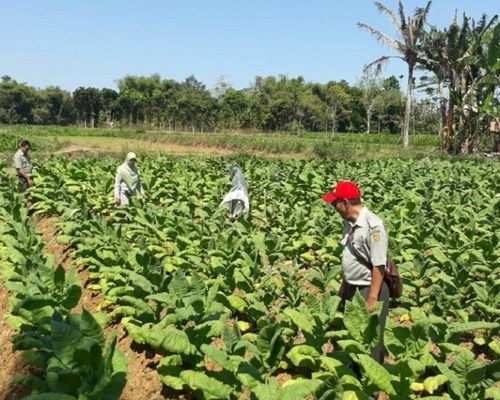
73;87;102;128
358;72;383;134
100;88;118;126
358;0;432;148
0;76;38;124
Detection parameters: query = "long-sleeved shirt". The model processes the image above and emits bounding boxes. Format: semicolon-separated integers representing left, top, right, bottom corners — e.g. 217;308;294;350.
114;169;144;199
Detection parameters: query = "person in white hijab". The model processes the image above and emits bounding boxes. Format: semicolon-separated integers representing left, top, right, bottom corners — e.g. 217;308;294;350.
114;152;145;206
221;166;249;219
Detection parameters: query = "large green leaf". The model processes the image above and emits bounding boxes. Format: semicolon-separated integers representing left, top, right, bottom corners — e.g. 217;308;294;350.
180;370;233;399
356;354;396;396
284;308;314;333
286;345;320;369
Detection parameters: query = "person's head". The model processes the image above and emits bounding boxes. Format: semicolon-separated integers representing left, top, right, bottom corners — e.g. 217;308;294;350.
125;152;137;167
20;140;31;154
323;181;363;221
229;166;240;179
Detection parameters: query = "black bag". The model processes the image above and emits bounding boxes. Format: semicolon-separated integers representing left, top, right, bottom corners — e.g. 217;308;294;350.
347;234;403;298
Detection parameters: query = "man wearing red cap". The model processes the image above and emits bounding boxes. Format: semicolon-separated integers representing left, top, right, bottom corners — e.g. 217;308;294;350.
323;180;389;365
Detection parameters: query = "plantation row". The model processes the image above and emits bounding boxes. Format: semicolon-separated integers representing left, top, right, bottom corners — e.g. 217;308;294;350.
1;155;499;399
0;166;127;399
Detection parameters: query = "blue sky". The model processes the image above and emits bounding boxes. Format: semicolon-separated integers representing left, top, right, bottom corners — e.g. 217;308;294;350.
1;0;498;92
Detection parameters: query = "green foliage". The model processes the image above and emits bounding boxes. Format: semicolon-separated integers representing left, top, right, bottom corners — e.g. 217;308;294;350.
2;154;499;399
0;172;127;399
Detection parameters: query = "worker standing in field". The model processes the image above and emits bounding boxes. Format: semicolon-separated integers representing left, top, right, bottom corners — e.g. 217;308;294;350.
114;152;145;206
323;181;389;366
221;166;249;219
13;140;34;193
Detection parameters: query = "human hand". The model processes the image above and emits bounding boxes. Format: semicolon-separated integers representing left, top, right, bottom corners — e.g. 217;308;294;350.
366;296;378;312
115;197;121;205
28;178;35;187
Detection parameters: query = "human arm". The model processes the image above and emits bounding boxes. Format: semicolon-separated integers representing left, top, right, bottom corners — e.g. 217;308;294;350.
367;225;388;310
17;168;34;185
367;265;384;311
139;179;146;196
114;171;122;205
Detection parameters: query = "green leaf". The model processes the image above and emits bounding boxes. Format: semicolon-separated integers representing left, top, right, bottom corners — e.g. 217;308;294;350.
80;309;105;347
448;321;499;335
149;325;197;355
437;363;464;398
201;344;235;372
284;308;314;333
180;370;233;399
236;361;263;389
168;269;190;298
282;378;322;399
14;295;57;311
98;332;127;400
319;356;343;372
50;315;82;365
23;394;78;400
344;291;371;342
356;354;396;395
227;294;247;312
254;378;281;400
159;366;185;391
54;265;65;287
286;345;320;369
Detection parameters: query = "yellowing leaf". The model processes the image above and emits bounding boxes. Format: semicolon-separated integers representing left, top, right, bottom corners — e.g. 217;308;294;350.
410;382;425;392
342;391;360;400
400;313;411;322
423;374;448;394
237;321;251;332
489;339;500;355
473;337;486;346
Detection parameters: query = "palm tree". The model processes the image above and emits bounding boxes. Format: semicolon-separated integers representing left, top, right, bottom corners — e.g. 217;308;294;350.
420;14;499;153
419;27;448;149
358;1;432;149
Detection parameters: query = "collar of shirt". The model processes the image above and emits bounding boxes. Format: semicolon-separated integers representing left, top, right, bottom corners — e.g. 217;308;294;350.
342;206;368;245
348;205;369;230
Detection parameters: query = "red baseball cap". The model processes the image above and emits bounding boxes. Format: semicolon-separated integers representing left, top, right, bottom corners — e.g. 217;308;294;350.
323;181;361;203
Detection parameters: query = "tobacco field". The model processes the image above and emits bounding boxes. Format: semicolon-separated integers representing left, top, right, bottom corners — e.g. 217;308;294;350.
0;155;499;400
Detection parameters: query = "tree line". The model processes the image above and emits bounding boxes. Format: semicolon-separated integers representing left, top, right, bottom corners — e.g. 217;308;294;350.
1;1;498;154
0;73;420;134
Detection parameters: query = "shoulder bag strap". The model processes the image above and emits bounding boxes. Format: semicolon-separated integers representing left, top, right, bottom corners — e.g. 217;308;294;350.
347;227;373;271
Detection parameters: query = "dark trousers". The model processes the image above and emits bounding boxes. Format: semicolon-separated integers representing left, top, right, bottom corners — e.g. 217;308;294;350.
341;281;390;364
18;177;29;193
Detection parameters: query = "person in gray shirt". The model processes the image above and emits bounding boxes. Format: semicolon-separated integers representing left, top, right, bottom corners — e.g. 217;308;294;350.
13;140;34;193
323;180;389;366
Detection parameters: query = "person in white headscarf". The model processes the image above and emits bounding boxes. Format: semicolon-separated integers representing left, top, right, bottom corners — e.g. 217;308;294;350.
221;166;249;219
114;152;145;206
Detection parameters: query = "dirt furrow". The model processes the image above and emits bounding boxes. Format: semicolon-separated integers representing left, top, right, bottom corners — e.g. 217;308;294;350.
0;279;32;399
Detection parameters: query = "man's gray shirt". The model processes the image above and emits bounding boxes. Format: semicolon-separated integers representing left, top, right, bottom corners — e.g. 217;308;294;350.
13;150;32;176
340;206;388;286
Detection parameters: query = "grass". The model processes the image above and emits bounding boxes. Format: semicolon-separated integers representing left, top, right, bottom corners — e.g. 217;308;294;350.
0;124;442;160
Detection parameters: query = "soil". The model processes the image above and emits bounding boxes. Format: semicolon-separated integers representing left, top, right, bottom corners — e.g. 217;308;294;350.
0;279;32;399
53;144;108;159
